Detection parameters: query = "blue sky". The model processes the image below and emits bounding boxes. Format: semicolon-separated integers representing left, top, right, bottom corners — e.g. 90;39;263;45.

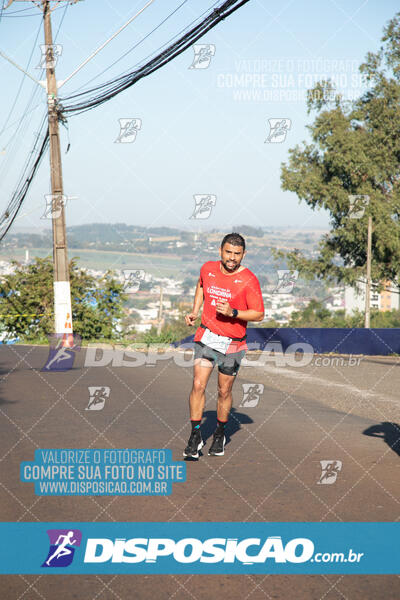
0;0;398;233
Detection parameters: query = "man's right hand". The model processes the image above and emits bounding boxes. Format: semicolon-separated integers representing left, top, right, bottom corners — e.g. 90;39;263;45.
185;312;198;326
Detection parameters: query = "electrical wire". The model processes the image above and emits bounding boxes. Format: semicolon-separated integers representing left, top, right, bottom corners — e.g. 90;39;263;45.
0;121;49;242
1;12;46;18
115;0;221;81
2;5;43;14
0;17;43;142
0;0;250;240
1;4;66;18
71;0;191;94
0;2;68;239
0;102;43;137
0;1;67;155
61;0;250;115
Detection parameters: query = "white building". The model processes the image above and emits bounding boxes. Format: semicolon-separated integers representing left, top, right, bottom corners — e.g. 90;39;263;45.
134;323;154;332
345;280;400;315
325;287;345;311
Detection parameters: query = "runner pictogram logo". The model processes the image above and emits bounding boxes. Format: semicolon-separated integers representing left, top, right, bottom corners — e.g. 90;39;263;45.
42;529;82;568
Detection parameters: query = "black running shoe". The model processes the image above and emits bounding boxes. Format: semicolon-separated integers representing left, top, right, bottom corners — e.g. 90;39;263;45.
183;429;204;458
208;432;226;456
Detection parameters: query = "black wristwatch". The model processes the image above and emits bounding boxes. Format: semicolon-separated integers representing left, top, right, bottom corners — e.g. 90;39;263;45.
231;308;238;318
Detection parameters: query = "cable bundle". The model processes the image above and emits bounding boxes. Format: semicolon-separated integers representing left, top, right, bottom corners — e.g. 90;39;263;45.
61;0;249;115
0;124;49;241
0;0;250;240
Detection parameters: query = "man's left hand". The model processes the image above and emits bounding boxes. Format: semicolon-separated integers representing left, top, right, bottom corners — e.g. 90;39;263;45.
216;300;233;317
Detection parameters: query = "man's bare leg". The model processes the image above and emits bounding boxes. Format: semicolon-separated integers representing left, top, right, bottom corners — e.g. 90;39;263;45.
216;371;235;422
189;359;213;420
208;371;235;456
183;359;213;458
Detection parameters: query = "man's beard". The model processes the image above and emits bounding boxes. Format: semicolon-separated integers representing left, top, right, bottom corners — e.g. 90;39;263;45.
221;259;241;272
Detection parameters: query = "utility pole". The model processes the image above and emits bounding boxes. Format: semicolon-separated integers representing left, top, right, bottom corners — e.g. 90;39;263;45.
157;286;163;335
43;0;73;342
4;0;74;340
2;0;154;342
364;215;372;328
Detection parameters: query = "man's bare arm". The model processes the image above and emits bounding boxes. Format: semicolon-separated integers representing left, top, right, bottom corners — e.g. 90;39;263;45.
234;309;264;322
185;278;204;326
216;301;264;322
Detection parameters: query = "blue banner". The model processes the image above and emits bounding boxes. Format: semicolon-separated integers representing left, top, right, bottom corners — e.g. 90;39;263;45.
175;328;400;356
0;522;398;574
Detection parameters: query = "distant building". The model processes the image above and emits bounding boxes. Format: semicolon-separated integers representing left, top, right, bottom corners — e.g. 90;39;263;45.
325;287;345;311
344;280;399;315
134;322;155;332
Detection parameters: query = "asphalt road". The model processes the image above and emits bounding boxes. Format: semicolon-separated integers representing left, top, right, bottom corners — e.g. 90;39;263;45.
0;344;399;599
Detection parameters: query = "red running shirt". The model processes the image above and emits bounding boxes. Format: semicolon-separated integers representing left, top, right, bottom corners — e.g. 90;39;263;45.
194;260;264;353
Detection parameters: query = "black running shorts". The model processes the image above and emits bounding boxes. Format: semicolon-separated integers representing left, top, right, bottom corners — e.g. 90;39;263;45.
193;341;245;376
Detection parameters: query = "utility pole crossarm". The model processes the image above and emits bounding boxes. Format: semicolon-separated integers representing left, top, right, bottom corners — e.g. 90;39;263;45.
0;49;46;89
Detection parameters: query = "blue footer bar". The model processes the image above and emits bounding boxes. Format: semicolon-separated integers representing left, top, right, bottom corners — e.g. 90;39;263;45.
0;522;398;574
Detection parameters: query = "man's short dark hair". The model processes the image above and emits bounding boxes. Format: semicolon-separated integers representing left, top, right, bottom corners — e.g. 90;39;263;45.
221;232;246;251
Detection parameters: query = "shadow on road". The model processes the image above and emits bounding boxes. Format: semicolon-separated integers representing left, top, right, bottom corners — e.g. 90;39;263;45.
363;422;400;457
0;362;15;404
202;407;253;445
362;358;400;367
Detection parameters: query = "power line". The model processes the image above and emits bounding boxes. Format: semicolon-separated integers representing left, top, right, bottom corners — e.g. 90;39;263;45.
0;72;47;184
0;4;66;17
0;17;43;141
71;0;191;94
0;2;67;177
0;102;42;137
0;96;45;183
62;0;250;116
6;111;47;203
115;0;221;80
0;1;69;236
59;0;156;89
0;11;41;17
2;4;42;14
0;2;67;153
0;120;49;242
55;2;69;39
0;0;250;241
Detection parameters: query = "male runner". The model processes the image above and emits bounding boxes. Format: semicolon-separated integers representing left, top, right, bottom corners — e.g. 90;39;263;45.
183;233;264;458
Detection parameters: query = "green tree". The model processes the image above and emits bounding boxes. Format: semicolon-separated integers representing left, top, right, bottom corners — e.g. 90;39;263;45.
0;257;126;342
233;225;264;238
279;13;400;287
137;311;198;344
286;300;400;328
288;300;347;327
